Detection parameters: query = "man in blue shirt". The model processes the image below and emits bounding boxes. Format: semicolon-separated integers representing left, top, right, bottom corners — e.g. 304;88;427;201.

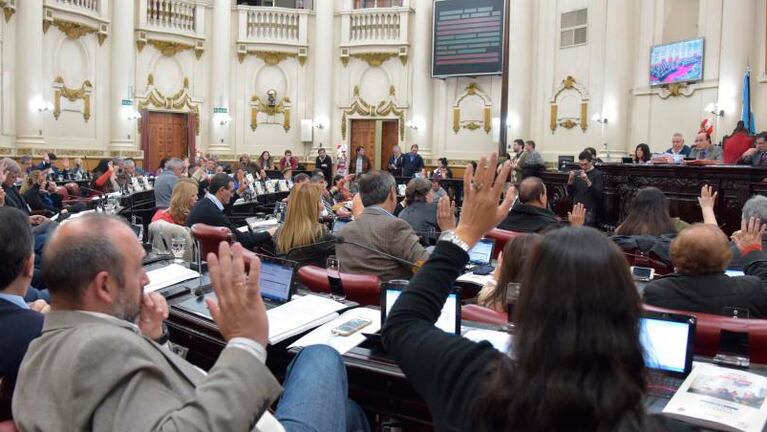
665;133;692;157
402;144;425;178
0;207;47;387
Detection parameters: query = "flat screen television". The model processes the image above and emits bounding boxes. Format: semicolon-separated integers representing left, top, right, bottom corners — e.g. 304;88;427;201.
649;38;704;86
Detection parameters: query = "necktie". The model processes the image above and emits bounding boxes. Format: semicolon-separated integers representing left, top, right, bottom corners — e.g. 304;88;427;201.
700;150;707;159
759;152;767;167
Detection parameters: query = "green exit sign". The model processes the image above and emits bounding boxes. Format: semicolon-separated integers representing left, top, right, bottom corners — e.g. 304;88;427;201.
121;99;133;106
213;107;228;114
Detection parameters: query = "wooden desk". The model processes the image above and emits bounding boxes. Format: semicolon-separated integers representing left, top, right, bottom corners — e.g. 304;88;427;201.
541;164;767;235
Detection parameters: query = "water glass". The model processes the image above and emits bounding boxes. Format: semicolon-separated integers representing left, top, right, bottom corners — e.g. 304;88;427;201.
327;256;345;301
171;238;186;264
506;282;521;325
723;306;750;319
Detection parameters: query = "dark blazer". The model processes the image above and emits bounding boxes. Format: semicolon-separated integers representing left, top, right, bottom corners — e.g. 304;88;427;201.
186;197;270;251
0;298;43;381
2;185;30;215
348;155;371;174
23;184;57;213
399;201;439;244
387;154;404;177
315;155;333;181
566;168;604;226
643;250;767;318
402;153;424;177
498;202;560;233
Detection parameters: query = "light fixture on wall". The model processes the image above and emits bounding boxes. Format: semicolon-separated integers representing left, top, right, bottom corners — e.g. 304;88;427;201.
591;112;608;124
406;118;424;130
32;98;53;112
127;110;142;121
313;117;327;130
704;103;724;118
213;106;231;126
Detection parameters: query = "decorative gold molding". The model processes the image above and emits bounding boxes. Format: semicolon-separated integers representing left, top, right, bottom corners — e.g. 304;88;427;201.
238;49;299;65
137;75;200;136
15;148;110;158
137;39;146;52
550;76;590;133
346;52;398;68
45;19;97;40
148;39;194;57
250;93;291;132
340;86;406;141
0;0;14;23
52;76;93;122
657;82;694;99
452;83;492;135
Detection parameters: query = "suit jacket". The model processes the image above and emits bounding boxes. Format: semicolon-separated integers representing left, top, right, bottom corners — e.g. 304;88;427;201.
498;202;560;233
337;207;429;281
0;299;43;381
689;145;723;161
387;154;404;177
402;153;424;178
153;171;178;209
2;185;30;215
186;197;270;251
13;311;282;431
348;155;371;174
643;250;767;318
315;155;333;181
398;201;439;243
739;149;767;167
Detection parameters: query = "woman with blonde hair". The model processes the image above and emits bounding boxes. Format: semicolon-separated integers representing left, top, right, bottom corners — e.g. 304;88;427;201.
151;178;199;225
274;182;335;267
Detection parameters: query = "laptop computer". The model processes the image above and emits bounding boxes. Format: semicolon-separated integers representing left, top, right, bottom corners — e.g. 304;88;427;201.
381;283;461;335
558;155;575;171
466;238;495;274
641;310;696;404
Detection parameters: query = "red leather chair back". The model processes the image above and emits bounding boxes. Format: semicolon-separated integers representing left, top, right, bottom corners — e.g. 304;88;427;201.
461;304;507;325
64;182;80;197
0;421;17;432
643;304;767;363
722;132;754;164
54;186;69;201
191;224;233;259
485;228;522;259
623;249;673;276
297;265;381;306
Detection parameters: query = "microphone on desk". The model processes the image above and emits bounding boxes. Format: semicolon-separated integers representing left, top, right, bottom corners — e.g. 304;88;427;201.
279;235;418;269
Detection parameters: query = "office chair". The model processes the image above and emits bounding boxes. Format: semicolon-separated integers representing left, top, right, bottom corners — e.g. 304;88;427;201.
297;265;381;306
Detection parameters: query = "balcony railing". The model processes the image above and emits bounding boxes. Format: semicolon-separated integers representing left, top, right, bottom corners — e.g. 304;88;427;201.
237;6;309;47
340;6;410;48
138;0;205;38
45;0;107;20
54;0;99;14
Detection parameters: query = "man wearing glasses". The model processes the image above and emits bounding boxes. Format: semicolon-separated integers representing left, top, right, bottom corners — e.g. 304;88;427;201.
566;151;603;227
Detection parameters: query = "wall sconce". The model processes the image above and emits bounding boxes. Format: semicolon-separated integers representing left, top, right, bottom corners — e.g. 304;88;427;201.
704;103;725;117
217;114;232;126
313;118;327;130
406;120;418;130
32;99;53;112
213;106;231;126
591;112;608;124
127;110;142;121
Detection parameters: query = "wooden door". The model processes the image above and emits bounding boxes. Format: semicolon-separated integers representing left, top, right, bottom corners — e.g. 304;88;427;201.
147;112;189;171
350;119;377;172
380;120;399;172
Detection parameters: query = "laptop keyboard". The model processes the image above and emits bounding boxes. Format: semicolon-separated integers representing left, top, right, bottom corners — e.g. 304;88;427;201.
646;373;683;399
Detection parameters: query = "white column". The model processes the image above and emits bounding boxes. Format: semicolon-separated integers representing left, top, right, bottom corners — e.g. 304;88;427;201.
312;0;334;151
507;0;533;141
109;0;136;149
15;0;45;147
209;0;232;152
601;0;638;159
716;0;756;137
410;0;433;156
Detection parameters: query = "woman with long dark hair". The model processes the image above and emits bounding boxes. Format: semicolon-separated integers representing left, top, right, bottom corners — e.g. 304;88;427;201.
616;187;676;236
634;143;652;164
382;154;690;432
476;233;540;312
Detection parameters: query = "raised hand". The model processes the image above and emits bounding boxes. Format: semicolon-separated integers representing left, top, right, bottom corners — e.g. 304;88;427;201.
732;217;766;253
138;292;169;340
206;242;268;346
437;195;456;231
454;153;516;248
698;184;718;225
568;203;587;226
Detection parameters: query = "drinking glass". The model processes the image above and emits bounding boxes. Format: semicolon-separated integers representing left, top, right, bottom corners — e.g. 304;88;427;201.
723;306;750;319
171;238;186;264
327;256;345;301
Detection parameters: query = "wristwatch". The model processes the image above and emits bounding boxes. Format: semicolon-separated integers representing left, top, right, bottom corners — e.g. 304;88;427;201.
438;230;471;253
153;323;170;345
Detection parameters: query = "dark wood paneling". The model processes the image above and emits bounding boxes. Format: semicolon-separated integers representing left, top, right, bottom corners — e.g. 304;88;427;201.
379;120;399;171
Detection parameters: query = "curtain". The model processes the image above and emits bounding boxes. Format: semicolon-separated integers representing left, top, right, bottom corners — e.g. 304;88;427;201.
187;113;196;160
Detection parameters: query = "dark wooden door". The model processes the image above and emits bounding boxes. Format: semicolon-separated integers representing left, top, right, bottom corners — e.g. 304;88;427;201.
380;120;399;172
350;119;377;172
147;112;189;171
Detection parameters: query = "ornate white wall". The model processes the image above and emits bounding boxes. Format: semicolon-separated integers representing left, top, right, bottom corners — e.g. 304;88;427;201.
0;0;764;165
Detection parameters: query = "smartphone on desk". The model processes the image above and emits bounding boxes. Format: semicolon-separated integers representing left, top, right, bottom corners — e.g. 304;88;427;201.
331;318;372;337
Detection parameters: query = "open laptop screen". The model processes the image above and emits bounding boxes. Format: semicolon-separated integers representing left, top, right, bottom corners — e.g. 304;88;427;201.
468;238;494;265
382;287;460;334
259;258;294;302
640;312;696;375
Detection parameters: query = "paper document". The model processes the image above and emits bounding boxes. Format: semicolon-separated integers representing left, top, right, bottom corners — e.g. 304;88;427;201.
144;264;199;293
289;307;381;354
463;329;512;353
237;225;249;233
456;272;493;286
267;294;348;344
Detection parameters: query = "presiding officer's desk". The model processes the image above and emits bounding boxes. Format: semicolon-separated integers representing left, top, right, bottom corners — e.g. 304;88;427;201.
540;163;767;235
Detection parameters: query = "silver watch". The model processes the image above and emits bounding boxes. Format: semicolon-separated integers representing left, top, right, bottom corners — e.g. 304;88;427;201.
438;230;471;253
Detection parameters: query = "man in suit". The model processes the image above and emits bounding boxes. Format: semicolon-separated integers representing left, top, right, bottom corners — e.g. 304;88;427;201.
498;177;561;233
566;151;603;227
349;146;371;175
737;131;767;167
0;207;47;387
13;213;369;431
1;159;50;227
154;157;184;209
338;171;450;281
643;222;767;318
689;132;723;161
387;145;404;177
186;173;273;251
402;144;425;178
315;147;333;182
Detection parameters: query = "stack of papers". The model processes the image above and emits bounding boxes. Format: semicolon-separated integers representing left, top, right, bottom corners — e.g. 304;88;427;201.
456;272;494;286
463;329;512;353
144;264;200;293
289;307;381;354
267;294;348;344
